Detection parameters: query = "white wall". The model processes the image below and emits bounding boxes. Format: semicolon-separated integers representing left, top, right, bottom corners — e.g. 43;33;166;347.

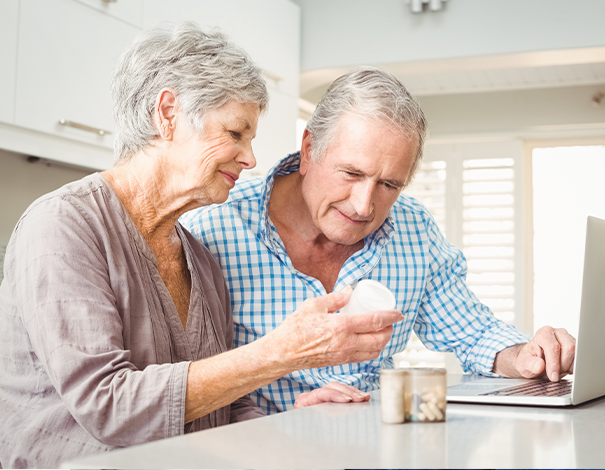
294;0;605;72
419;83;605;140
0;149;93;247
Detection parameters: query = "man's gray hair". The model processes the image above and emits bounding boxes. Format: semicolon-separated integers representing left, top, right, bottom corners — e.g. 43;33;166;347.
306;66;428;186
111;22;268;164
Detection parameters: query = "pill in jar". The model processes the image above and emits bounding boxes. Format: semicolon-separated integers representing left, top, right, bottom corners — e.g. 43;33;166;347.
403;367;447;423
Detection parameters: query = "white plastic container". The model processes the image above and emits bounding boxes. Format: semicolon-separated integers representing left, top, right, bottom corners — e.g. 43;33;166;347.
380;369;408;424
340;280;396;314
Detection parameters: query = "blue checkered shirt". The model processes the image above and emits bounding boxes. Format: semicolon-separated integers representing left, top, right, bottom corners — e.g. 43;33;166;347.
181;153;530;414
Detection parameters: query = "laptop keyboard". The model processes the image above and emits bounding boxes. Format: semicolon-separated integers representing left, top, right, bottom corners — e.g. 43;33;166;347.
479;380;572;397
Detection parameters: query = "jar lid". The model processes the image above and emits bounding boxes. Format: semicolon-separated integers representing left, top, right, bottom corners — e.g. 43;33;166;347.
401;367;446;376
379;368;410;375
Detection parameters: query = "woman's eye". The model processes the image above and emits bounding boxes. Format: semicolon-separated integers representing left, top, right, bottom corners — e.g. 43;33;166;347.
229;131;242;140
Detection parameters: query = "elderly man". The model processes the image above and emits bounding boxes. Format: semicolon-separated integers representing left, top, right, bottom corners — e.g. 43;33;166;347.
181;66;576;414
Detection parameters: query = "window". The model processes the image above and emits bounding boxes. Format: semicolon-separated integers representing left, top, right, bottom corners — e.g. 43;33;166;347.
531;144;605;336
404;160;447;235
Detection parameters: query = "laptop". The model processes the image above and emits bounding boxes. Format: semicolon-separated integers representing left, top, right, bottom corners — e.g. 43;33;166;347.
447;215;605;407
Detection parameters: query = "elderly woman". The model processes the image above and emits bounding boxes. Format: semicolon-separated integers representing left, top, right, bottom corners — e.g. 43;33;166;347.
0;23;402;468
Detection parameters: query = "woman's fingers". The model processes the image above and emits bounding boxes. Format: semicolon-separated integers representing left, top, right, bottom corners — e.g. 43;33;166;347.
300;287;353;314
272;295;404;371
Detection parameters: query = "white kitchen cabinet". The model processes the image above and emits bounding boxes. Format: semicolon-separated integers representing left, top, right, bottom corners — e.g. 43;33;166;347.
0;0;19;124
14;0;140;151
73;0;143;28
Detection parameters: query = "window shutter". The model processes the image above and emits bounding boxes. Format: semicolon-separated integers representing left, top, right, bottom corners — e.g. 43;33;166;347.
462;158;516;323
404;160;447;236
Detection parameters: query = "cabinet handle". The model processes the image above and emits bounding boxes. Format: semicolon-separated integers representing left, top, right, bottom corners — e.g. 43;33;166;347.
59;119;111;136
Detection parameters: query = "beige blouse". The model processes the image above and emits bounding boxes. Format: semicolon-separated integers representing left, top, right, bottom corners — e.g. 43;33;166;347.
0;174;264;469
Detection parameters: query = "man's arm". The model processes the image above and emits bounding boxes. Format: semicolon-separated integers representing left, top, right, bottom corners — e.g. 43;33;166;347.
492;326;576;381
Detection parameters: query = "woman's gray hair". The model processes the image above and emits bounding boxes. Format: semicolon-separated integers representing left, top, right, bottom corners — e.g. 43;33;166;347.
111;22;269;164
306;66;428;186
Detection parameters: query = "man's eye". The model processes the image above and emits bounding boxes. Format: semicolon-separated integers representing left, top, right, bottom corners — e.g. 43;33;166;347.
384;182;401;191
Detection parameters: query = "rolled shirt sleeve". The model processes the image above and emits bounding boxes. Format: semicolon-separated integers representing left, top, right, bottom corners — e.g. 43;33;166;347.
415;216;530;376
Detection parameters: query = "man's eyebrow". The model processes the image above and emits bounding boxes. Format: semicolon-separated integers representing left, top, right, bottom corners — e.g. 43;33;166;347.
336;164;405;188
336;164;363;174
381;177;405;188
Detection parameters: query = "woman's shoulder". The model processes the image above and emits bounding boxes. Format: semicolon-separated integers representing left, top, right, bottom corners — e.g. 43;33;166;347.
10;174;117;250
18;174;106;220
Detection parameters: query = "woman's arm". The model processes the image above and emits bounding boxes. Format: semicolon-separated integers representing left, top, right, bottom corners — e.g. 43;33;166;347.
183;291;401;423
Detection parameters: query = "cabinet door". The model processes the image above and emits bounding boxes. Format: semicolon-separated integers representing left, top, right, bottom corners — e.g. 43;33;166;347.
0;0;19;124
15;0;140;149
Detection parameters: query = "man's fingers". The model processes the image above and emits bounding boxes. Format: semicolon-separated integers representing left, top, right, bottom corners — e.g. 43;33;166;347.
324;382;370;401
533;326;577;381
293;386;365;409
554;328;576;374
539;330;562;381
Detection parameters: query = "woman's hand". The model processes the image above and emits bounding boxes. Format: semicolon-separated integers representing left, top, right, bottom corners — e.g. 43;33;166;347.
186;288;402;424
293;382;370;409
264;288;404;372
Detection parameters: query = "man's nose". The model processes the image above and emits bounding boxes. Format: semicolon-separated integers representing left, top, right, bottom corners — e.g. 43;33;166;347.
349;181;375;218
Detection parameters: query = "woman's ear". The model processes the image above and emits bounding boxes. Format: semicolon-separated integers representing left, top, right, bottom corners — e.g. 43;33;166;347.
154;88;178;141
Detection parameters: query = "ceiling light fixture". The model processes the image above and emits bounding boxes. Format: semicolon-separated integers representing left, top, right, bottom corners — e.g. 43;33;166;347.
406;0;448;13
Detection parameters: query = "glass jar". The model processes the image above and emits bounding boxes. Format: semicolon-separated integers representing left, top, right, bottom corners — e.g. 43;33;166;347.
403;368;447;422
379;369;409;424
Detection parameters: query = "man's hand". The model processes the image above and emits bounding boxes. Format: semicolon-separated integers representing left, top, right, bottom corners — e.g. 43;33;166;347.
264;287;404;373
492;326;576;381
293;382;370;409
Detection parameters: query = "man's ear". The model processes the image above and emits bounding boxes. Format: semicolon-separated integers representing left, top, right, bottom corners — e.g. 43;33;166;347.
299;129;313;176
154;88;178;141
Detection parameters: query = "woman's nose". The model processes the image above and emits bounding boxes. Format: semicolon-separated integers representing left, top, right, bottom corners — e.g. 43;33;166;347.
237;143;257;170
